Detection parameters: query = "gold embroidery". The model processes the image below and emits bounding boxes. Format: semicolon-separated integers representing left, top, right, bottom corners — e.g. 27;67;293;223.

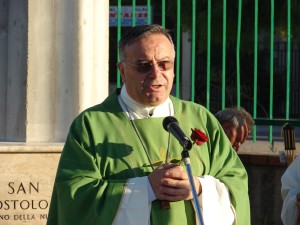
159;146;166;162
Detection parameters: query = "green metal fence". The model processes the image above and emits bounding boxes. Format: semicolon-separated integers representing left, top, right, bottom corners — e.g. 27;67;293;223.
109;0;300;143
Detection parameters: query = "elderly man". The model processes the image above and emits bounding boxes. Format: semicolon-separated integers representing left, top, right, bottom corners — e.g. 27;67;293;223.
215;107;254;151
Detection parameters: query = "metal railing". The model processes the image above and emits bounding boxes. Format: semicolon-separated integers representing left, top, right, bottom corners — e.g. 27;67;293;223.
109;0;300;143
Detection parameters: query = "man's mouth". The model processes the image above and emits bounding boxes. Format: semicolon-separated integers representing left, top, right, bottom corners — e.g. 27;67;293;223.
150;84;162;88
147;84;163;90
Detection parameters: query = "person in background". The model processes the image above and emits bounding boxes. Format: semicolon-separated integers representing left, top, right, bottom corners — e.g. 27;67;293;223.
46;24;250;225
215;107;255;152
281;155;300;225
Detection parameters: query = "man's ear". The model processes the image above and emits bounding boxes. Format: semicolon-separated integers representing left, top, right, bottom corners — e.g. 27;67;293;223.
117;62;126;83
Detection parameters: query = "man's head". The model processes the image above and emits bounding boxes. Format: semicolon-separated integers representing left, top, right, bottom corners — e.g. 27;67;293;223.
215;107;254;151
117;24;175;106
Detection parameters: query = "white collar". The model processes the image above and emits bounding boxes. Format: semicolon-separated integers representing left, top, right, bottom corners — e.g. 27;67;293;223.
118;85;174;120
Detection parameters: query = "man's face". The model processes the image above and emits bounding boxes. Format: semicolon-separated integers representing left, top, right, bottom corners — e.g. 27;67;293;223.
117;34;175;106
222;120;249;152
222;122;238;150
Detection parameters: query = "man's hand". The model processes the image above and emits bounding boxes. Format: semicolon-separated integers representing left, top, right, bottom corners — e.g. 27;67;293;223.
148;163;202;201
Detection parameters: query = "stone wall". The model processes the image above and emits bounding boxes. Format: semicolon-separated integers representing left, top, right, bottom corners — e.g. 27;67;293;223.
0;0;109;142
240;154;288;225
0;144;62;225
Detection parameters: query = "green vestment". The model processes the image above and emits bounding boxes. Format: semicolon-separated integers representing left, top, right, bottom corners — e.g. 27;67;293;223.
47;90;250;225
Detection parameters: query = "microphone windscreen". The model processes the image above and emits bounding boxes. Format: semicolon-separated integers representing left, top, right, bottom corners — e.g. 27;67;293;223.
163;116;178;131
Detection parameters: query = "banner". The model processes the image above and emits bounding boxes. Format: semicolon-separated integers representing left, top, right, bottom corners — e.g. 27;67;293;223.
109;6;151;27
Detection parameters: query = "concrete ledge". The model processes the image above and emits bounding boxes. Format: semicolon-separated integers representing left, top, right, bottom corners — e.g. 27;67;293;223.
238;140;299;167
0;142;63;153
238;139;300;154
238;153;287;167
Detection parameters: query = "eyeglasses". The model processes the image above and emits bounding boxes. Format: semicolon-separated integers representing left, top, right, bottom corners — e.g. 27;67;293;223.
122;60;174;74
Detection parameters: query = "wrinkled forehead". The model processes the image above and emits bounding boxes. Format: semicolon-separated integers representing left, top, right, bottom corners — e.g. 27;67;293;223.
222;121;237;131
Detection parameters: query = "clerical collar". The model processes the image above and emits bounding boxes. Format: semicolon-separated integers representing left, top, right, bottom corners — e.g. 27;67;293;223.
118;85;174;120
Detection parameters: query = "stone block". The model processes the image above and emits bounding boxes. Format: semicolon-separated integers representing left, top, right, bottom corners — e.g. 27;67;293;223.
0;143;62;225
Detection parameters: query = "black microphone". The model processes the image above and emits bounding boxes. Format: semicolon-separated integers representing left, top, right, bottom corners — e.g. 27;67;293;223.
163;116;192;150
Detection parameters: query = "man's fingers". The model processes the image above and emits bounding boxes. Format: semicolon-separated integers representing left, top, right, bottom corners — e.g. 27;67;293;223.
159;185;191;201
161;163;178;169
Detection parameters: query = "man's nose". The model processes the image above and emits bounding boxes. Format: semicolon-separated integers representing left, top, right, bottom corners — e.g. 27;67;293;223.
148;63;161;78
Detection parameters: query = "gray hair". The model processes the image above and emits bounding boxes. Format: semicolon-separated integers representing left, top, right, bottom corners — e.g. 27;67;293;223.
215;109;241;128
118;24;175;60
215;107;255;131
235;107;255;130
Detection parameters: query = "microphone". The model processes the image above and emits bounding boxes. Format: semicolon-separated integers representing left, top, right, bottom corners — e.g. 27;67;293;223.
163;116;192;150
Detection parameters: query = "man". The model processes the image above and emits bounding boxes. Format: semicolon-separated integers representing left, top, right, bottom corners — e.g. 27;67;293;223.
47;24;250;225
281;155;300;225
215;107;254;151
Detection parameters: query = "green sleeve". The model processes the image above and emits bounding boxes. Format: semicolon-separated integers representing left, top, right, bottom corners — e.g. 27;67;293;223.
47;118;124;225
205;111;251;225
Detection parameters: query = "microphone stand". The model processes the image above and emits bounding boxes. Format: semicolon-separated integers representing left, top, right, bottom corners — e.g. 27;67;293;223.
181;149;205;225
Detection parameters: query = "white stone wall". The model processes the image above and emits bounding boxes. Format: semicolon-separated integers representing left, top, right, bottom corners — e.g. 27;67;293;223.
0;1;109;224
0;0;109;142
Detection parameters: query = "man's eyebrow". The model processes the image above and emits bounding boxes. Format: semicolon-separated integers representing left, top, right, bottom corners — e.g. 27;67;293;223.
134;58;173;64
135;60;150;63
159;56;172;59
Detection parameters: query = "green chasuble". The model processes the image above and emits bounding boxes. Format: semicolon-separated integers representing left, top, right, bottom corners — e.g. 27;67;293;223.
47;90;250;225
